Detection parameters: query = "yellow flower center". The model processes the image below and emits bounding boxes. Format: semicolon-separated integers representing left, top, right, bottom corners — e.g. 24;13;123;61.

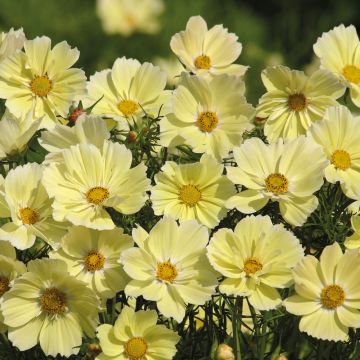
30;75;53;97
179;184;201;207
265;173;289;194
84;250;105;272
343;65;360;84
125;337;148;360
331;149;351;170
243;257;263;275
196;111;219;132
194;55;211;70
86;187;109;205
320;284;345;309
19;207;39;225
117;99;139;116
288;93;307;111
156;261;177;283
0;276;10;297
40;288;67;315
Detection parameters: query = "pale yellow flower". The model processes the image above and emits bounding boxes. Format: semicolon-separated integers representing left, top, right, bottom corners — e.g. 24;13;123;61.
284;243;360;341
257;65;345;142
314;24;360;107
50;226;133;298
39;113;110;163
207;215;303;310
160;73;254;160
96;0;164;36
308;105;360;199
0;110;41;160
42;141;150;230
170;16;247;77
84;57;169;123
96;306;180;360
226;136;328;226
121;217;218;322
0;28;25;62
345;215;360;250
0;163;68;250
151;154;236;228
153;56;183;87
0;36;86;128
0;240;26;333
1;258;99;357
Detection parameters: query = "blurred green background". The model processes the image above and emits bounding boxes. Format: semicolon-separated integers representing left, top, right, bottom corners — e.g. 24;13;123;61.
1;0;359;104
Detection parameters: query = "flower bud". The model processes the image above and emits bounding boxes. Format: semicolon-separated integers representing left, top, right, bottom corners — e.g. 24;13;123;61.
216;343;235;360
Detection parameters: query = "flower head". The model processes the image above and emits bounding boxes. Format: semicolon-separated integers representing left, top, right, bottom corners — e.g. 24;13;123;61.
1;259;99;357
121;217;218;322
170;16;247;77
284;243;360;341
226;136;328;226
314;24;360;107
151;154;236;228
207;215;303;310
257;65;345;142
0;36;86;128
50;226;133;298
43;141;150;230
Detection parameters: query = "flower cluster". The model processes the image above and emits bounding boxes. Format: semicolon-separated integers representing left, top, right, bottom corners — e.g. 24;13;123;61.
0;17;360;360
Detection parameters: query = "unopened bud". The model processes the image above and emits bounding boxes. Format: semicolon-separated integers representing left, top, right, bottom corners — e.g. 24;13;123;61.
278;354;288;360
254;116;267;125
69;108;85;122
127;131;137;143
216;343;235;360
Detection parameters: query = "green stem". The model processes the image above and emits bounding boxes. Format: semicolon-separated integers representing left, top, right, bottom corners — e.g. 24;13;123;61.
232;296;242;360
258;312;268;360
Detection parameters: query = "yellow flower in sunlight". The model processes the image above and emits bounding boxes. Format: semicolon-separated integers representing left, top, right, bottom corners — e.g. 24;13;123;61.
0;240;26;333
50;226;133;298
96;306;180;360
207;215;303;310
1;259;99;357
226;136;328;226
0;28;25;62
151;154;236;228
0;163;68;250
96;0;164;36
345;215;360;250
257;65;345;142
308;105;360;199
160;73;254;160
0;110;41;160
171;16;247;77
153;56;184;87
314;24;360;107
39;113;110;163
84;57;169;123
121;217;218;322
0;36;86;128
42;141;150;230
284;243;360;342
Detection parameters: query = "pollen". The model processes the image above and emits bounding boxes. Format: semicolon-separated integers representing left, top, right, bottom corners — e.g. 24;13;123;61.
331;150;351;170
40;288;67;315
86;187;110;205
196;111;219;132
84;250;105;272
343;65;360;84
19;207;39;225
179;184;201;207
243;257;263;275
30;75;53;97
125;337;148;360
0;276;10;297
156;261;177;283
117;99;139;117
265;173;289;194
320;284;345;309
194;55;211;70
288;93;307;111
